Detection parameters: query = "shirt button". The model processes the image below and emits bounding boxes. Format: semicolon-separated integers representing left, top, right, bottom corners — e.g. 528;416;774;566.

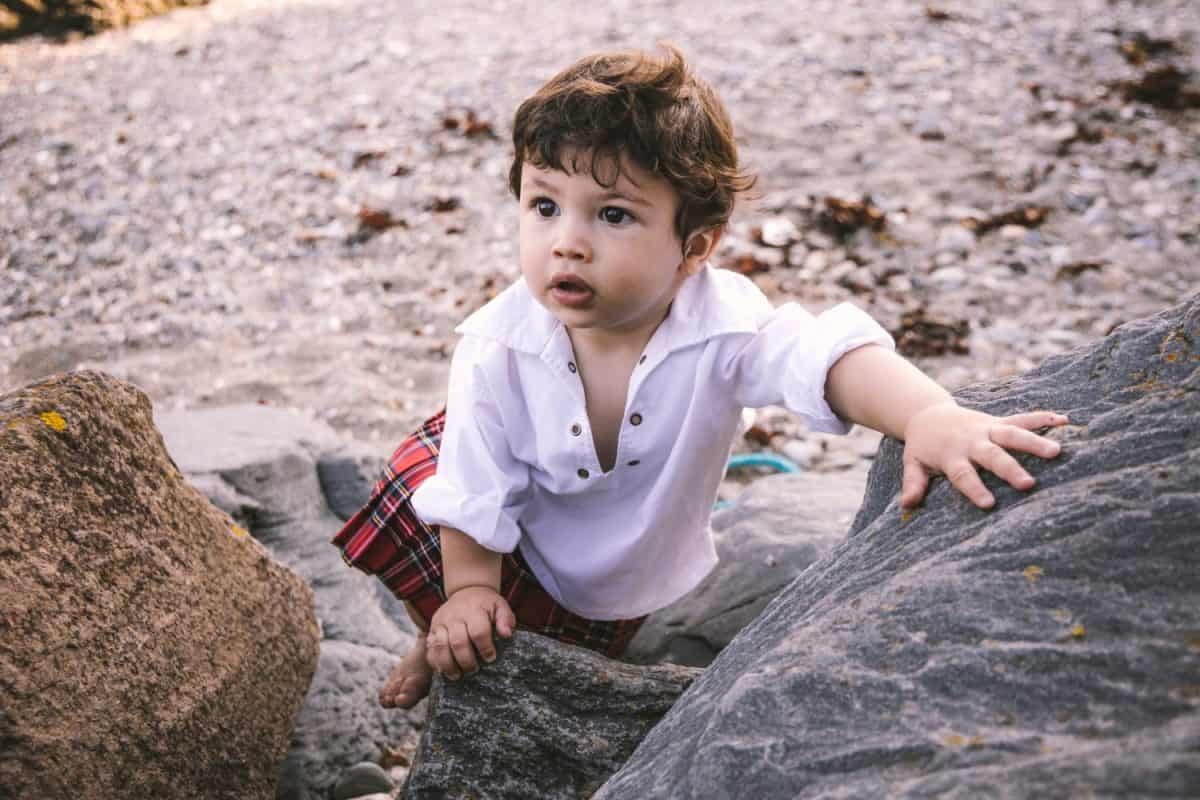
627;459;641;466
568;361;577;373
630;413;643;426
577;468;589;479
570;423;582;436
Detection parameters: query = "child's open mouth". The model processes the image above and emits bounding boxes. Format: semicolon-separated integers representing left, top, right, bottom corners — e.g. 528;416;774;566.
548;273;595;307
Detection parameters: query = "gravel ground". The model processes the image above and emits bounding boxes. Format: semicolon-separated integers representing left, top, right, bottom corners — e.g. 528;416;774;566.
2;0;1198;475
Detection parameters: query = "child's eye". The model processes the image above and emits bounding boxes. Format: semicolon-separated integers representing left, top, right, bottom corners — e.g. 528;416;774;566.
533;198;558;217
600;206;633;225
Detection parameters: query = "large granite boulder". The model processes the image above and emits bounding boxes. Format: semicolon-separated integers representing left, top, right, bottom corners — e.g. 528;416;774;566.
597;297;1200;798
0;371;320;799
626;471;864;667
403;631;702;799
154;404;423;799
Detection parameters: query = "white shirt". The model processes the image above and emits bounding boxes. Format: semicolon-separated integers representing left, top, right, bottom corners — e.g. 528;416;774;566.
410;265;894;619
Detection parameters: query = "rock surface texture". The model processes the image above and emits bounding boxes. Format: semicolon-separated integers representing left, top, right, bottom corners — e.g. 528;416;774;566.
153;403;423;799
597;297;1200;798
0;371;320;800
404;631;702;799
626;471;864;667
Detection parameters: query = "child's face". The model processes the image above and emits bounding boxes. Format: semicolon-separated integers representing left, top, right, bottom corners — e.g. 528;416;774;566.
518;150;711;342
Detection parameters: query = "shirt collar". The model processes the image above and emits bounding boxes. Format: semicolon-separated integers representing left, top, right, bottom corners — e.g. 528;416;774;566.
455;264;762;356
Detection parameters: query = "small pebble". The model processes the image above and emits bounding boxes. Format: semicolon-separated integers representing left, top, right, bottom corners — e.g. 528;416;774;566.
332;762;394;800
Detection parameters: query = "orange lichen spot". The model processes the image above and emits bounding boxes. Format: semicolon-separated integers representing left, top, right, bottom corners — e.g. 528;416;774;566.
942;734;966;748
39;411;67;432
1071;623;1086;639
1023;565;1043;583
1164;352;1178;362
231;525;249;539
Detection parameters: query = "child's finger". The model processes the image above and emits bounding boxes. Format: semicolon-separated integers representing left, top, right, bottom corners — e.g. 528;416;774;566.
989;425;1062;459
969;439;1034;491
493;598;517;638
466;612;497;664
899;455;930;509
447;620;478;676
1002;411;1068;430
944;458;995;509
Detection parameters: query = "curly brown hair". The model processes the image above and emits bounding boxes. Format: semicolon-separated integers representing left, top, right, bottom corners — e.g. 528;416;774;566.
508;44;755;250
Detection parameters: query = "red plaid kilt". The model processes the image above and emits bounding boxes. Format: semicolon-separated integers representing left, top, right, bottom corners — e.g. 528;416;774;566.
331;409;645;658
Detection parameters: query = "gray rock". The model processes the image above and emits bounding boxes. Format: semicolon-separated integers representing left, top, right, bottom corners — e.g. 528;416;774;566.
930;265;966;290
1064;191;1096;214
759;216;800;247
597;296;1200;798
625;472;864;667
914;108;946;140
155;405;417;800
935;225;976;254
780;439;822;469
404;632;701;799
318;455;378;522
332;762;394;800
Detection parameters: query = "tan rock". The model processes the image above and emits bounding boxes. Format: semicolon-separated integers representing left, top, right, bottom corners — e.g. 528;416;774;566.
1;0;209;40
0;371;320;800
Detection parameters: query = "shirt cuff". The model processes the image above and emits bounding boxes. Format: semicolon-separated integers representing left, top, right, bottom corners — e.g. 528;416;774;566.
810;302;896;435
410;475;523;553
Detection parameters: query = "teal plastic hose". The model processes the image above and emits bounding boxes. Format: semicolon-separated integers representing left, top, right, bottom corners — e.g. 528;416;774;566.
714;451;803;510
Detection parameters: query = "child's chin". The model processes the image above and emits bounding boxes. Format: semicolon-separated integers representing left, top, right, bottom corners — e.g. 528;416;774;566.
554;313;600;329
546;303;601;325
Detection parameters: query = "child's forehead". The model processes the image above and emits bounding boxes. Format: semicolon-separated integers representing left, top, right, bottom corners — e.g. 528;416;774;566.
522;148;667;197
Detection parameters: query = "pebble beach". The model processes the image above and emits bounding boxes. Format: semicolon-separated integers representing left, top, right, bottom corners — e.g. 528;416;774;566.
2;0;1198;478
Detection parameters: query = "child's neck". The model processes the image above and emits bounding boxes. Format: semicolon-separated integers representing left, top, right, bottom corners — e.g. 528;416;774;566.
564;302;672;359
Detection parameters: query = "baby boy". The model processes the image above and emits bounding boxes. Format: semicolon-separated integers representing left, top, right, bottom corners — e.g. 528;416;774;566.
332;44;1066;708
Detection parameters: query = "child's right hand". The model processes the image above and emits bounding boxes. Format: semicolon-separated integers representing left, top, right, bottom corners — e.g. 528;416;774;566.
425;585;516;679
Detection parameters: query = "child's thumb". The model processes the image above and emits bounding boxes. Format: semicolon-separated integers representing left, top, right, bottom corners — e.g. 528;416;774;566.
900;456;929;510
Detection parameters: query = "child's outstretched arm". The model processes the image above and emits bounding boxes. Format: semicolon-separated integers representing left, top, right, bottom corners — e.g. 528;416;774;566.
824;344;1067;510
425;526;517;679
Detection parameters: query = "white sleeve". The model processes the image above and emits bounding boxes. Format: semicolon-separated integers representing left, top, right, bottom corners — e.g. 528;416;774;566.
729;301;895;434
410;336;530;553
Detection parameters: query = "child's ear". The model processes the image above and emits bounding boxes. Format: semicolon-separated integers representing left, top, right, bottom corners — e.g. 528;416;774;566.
680;226;724;276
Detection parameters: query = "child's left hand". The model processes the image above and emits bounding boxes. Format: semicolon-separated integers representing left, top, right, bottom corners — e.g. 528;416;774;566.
900;402;1068;509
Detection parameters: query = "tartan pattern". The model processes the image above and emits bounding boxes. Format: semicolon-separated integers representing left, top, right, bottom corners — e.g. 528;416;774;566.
331;408;645;658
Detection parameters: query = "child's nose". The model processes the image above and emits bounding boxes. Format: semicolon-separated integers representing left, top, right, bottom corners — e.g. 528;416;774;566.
551;218;591;261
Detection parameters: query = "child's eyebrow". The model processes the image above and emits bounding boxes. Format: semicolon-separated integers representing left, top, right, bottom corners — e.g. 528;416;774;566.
524;176;652;207
599;189;652;207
